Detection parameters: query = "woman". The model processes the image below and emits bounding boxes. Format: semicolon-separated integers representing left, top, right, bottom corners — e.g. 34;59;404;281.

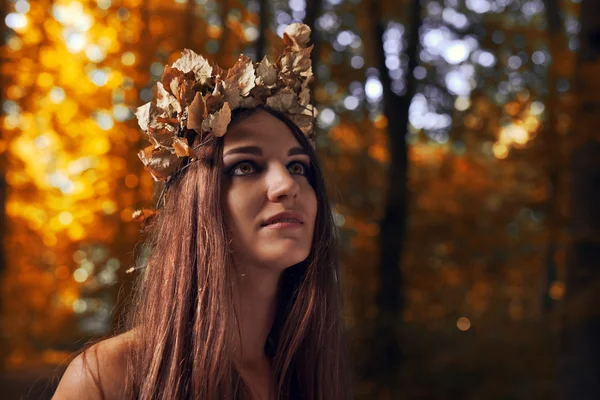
53;23;351;400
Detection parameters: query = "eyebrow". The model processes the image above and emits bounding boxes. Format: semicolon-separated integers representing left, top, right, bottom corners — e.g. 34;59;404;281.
223;145;308;157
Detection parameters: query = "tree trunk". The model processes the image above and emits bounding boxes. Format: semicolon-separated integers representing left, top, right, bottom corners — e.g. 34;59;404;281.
184;0;196;49
304;0;322;84
369;0;422;393
219;0;230;65
255;0;268;61
541;0;563;312
559;0;600;397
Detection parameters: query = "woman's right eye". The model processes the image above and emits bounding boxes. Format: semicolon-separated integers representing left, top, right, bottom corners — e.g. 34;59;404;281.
229;161;258;176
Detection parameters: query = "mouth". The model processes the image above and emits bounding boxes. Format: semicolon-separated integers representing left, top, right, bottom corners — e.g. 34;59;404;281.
261;212;304;228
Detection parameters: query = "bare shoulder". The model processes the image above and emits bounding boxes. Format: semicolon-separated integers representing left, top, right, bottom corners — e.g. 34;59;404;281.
52;330;136;400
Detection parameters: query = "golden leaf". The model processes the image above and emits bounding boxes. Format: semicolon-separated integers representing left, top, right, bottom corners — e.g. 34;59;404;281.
298;79;311;106
173;137;190;157
256;56;278;87
187;92;206;133
135;102;151;131
156;82;181;115
138;147;183;181
202;102;231;137
283;23;311;51
280;46;313;77
172;48;213;84
225;55;255;97
266;88;296;112
223;81;241;110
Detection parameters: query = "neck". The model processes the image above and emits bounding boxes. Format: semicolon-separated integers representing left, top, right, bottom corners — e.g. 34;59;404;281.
234;265;282;368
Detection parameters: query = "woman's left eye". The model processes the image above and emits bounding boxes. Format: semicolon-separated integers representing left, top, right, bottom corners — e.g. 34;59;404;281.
288;161;310;176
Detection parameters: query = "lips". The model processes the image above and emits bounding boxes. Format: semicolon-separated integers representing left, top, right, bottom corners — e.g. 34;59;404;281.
261;211;304;227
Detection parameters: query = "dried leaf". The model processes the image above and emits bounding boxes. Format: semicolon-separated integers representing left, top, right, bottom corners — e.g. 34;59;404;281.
283;23;311;51
172;49;213;84
212;63;227;78
223;83;241;110
135;103;151;131
256;56;278;87
280;46;313;77
206;78;225;112
289;104;317;136
266;88;296;112
147;127;174;147
138;147;183;181
132;208;157;222
156;82;181;115
298;79;311;106
173;137;190;157
201;102;231;137
187;92;206;133
225;55;255;97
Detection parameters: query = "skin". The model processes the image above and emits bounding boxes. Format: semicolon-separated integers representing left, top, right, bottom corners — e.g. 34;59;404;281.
223;110;317;399
52;110;317;400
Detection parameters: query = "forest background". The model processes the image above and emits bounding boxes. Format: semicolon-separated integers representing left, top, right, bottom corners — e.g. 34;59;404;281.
0;0;599;399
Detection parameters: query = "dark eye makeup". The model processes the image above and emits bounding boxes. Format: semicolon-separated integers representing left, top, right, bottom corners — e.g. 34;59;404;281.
225;159;312;177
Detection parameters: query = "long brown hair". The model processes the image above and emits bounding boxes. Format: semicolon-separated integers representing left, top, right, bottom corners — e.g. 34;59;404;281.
122;105;351;399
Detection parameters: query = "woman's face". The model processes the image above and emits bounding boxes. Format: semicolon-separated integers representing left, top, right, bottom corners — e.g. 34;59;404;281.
222;110;317;271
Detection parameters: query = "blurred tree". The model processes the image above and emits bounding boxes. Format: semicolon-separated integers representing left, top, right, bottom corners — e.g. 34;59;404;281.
367;0;421;396
560;0;600;396
256;0;268;60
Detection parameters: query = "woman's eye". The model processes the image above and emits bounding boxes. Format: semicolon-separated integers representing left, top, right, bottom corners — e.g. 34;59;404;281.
289;161;310;176
230;162;257;176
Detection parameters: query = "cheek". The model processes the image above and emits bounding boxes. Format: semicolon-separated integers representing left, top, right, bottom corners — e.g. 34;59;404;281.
225;184;258;233
304;185;318;228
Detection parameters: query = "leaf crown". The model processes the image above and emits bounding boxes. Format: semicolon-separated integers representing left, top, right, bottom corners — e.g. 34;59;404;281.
134;23;317;184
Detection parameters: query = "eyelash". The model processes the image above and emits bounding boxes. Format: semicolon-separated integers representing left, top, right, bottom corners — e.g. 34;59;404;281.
227;160;311;177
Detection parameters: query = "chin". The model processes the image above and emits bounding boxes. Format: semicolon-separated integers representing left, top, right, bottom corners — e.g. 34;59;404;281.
260;247;311;270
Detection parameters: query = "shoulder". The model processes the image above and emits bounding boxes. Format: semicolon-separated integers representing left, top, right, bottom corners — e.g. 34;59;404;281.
52;330;135;400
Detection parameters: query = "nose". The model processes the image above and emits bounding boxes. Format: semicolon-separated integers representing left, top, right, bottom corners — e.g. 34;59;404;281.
266;162;300;203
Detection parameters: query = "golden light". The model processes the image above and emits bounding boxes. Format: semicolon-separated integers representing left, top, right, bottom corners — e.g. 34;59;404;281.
55;266;70;280
454;96;471;111
530;101;545;115
493;142;509;159
457;317;471;331
121;51;136;66
374;114;388;129
499;124;529;146
549;281;565;300
125;174;139;188
73;268;89;283
58;211;74;225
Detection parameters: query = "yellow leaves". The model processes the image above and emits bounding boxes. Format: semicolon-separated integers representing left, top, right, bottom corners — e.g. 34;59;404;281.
105;69;123;89
37;72;54;88
56;99;79;124
83;136;111;156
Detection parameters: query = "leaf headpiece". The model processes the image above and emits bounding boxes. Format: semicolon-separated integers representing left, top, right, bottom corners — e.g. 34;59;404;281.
134;23;317;183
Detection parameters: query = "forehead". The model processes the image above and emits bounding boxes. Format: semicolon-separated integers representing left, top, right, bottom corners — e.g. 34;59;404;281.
223;110;300;150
